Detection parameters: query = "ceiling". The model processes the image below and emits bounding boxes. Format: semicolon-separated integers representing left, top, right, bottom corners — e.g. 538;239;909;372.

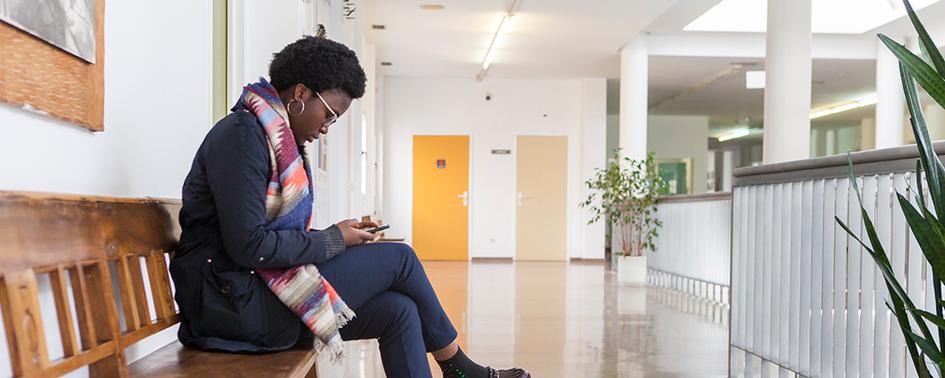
363;0;677;78
362;0;945;135
631;56;877;129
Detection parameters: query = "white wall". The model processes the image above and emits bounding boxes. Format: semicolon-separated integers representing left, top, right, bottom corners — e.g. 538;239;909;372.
382;77;607;259
240;1;307;89
0;1;214;376
647;115;710;194
0;0;378;375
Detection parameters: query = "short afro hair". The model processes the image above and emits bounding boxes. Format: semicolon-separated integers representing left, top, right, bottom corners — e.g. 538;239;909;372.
269;36;366;99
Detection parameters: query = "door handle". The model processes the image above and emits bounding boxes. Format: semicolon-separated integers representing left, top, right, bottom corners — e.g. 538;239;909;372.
457;191;469;207
517;192;531;207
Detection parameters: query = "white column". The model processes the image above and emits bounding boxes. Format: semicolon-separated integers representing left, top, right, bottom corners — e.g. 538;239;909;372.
860;118;876;150
581;78;608;259
722;150;734;192
875;38;906;149
707;151;717;192
619;34;648;161
810;128;820;156
763;0;812;163
825;129;836;156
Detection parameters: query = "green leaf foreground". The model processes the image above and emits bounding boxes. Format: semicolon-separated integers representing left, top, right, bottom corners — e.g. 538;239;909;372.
835;1;945;375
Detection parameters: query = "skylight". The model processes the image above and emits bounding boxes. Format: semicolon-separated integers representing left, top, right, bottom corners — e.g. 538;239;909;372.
684;0;942;34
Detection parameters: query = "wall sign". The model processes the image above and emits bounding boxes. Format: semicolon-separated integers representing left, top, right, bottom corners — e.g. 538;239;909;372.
436;159;446;169
491;149;511;155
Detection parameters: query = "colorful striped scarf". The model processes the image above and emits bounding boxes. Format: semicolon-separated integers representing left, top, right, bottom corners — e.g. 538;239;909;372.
240;78;354;361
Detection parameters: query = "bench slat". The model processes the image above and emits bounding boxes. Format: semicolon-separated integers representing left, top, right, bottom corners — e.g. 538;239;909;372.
85;260;129;377
50;266;80;357
128;256;152;328
146;251;176;321
70;264;99;350
128;342;319;378
0;270;49;375
118;256;143;331
43;340;119;378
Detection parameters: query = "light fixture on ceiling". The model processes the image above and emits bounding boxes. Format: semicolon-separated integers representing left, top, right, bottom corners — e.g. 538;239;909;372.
717;128;752;142
746;71;765;89
809;94;878;120
481;16;511;70
420;4;445;11
477;0;521;81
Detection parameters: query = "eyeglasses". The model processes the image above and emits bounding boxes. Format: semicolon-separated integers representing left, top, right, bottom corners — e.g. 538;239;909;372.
315;92;338;127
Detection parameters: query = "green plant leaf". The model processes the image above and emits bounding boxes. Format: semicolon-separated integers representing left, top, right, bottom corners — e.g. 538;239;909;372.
909;331;945;373
892;297;934;377
900;64;945;218
910;308;945;331
897;194;945;281
880;34;945;110
836;216;935;342
918;160;927;210
903;0;945;75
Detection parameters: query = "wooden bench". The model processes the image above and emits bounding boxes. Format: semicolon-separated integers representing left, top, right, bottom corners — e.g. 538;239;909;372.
0;191;319;377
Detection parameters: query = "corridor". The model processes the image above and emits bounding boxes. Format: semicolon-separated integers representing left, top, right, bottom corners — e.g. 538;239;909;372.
318;261;729;377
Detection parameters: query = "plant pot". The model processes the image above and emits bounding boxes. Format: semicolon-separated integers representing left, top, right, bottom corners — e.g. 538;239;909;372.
616;255;647;285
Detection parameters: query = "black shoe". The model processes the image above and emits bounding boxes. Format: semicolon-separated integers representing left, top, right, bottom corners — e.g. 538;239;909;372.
488;367;531;378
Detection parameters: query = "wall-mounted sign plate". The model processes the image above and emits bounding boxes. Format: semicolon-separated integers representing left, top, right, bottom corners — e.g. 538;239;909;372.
491;149;511;155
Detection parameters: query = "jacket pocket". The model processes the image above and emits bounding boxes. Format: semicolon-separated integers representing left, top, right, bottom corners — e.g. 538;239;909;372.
197;263;265;341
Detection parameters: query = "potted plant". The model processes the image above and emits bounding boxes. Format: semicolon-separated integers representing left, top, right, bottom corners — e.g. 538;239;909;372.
581;151;667;285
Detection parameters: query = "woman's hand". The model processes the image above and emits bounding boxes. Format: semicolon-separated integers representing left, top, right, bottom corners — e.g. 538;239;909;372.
336;219;377;246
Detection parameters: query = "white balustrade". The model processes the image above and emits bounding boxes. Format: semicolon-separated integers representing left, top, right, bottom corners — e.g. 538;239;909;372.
730;154;937;378
646;193;732;306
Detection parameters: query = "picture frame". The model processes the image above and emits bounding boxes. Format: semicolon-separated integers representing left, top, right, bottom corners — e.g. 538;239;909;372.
0;0;105;131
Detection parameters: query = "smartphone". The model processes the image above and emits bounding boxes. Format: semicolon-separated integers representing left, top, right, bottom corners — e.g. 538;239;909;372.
365;224;390;233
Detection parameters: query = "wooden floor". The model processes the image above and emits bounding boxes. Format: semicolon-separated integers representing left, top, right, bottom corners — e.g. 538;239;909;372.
315;261;729;377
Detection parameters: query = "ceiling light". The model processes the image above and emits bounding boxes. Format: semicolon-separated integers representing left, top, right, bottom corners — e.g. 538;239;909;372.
684;0;941;34
746;71;765;89
420;4;445;11
718;128;751;142
482;15;511;71
477;0;520;81
809;94;878;119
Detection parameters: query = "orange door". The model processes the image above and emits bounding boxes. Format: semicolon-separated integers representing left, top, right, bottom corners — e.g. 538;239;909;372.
412;135;469;260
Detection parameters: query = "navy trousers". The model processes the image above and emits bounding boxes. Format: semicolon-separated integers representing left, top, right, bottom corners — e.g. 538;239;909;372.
316;242;458;378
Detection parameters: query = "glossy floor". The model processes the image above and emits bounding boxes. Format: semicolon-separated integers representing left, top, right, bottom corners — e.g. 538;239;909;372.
316;261;729;377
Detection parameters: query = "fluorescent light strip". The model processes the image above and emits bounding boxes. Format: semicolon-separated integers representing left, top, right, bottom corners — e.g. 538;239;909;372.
482;15;511;71
809;95;878;120
478;0;520;80
717;128;751;142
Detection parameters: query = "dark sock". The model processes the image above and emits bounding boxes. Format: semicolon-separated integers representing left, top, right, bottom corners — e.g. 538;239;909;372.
436;347;490;378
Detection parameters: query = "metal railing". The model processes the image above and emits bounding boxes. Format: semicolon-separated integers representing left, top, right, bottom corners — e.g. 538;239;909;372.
729;142;945;378
647;192;732;306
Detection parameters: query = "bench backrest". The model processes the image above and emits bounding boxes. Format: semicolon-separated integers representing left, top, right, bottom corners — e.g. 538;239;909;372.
0;191;181;377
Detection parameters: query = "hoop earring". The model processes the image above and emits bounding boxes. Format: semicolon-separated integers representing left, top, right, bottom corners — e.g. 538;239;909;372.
287;98;305;116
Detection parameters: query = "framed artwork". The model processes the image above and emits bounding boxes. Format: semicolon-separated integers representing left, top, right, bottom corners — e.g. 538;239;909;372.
0;0;105;131
657;158;693;195
0;0;96;63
